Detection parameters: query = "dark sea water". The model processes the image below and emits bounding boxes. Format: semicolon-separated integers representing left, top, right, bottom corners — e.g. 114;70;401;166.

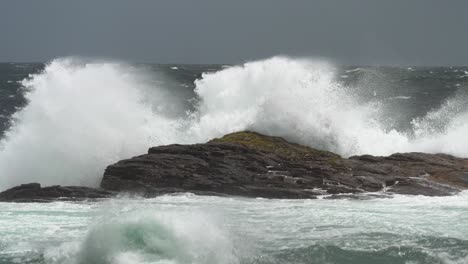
0;57;468;263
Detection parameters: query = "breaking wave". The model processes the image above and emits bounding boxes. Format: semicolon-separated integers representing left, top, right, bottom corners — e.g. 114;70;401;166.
0;59;184;189
72;211;238;264
0;56;468;190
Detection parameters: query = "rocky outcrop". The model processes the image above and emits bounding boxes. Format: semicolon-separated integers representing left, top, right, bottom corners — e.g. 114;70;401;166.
346;153;468;196
2;132;466;202
101;132;468;198
0;183;114;202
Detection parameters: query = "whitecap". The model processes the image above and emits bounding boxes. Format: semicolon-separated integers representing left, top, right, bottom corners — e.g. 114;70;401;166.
389;96;412;100
345;67;362;73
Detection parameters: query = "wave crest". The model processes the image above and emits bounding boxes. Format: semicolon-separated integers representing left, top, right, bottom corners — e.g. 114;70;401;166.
68;210;237;264
0;58;183;190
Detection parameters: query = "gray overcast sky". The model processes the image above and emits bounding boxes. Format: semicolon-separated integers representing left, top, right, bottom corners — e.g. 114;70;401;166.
0;0;467;65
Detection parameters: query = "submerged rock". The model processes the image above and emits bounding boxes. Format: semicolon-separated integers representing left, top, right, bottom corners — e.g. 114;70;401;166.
101;131;468;198
0;183;114;202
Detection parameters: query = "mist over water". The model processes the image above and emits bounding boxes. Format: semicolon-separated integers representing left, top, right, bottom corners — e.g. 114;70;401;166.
0;56;468;190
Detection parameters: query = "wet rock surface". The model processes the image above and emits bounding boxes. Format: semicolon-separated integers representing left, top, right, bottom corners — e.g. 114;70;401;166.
101;132;468;199
0;183;114;202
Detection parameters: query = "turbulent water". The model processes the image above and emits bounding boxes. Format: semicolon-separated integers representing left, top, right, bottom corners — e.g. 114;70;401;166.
1;57;468;263
1;194;468;264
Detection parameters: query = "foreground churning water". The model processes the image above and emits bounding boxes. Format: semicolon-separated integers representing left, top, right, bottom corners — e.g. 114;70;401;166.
1;193;468;264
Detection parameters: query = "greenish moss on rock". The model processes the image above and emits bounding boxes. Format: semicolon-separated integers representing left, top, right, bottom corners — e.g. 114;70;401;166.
209;131;339;161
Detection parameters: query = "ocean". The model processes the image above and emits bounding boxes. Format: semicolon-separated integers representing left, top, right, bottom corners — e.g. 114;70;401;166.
0;57;468;263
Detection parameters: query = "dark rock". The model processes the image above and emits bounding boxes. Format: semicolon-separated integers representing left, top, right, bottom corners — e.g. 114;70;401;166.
102;142;320;199
101;131;468;198
323;193;393;200
0;183;115;202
